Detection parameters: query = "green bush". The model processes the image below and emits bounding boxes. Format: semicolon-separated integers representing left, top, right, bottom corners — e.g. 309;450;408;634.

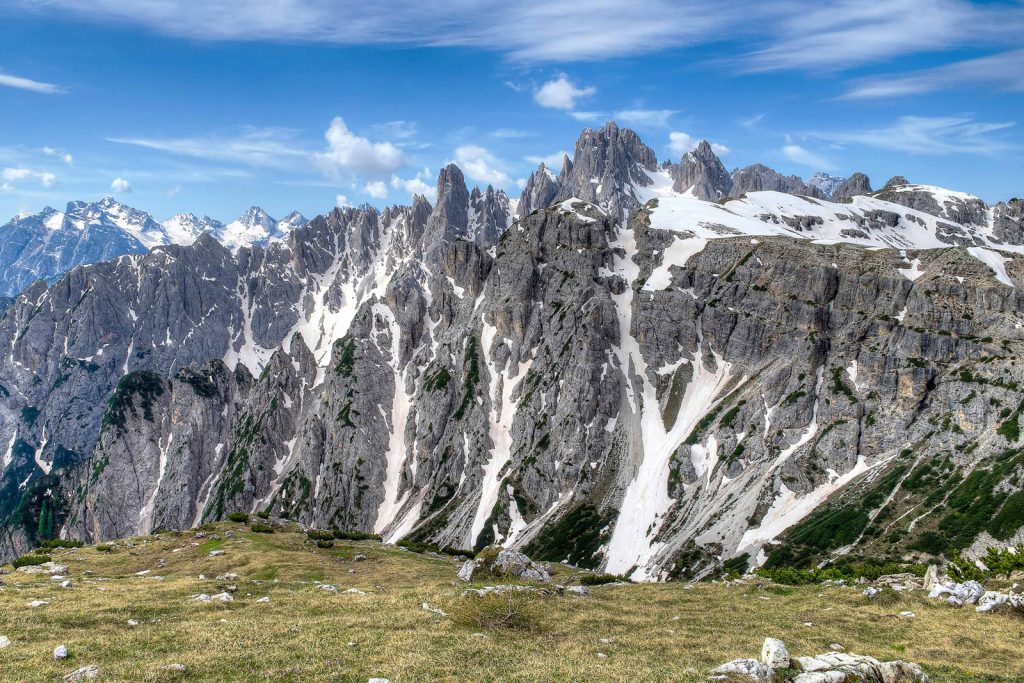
250;523;275;533
307;529;335;541
256;511;270;519
579;573;626;586
12;554;51;568
398;539;470;558
316;540;335;549
227;512;250;523
37;538;83;550
96;544;113;552
332;529;382;542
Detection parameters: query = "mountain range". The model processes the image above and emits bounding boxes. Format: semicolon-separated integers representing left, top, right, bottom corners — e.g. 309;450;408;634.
0;200;308;297
1;121;1023;581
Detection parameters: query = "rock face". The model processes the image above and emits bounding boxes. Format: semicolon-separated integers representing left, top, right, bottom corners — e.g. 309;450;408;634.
669;141;733;200
807;172;846;198
2;122;1024;581
831;173;872;201
518;162;561;218
730;164;824;198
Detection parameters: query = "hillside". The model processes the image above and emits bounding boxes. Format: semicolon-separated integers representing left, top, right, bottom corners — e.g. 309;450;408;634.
1;520;1022;682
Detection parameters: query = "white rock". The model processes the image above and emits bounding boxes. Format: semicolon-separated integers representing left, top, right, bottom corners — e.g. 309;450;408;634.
60;580;73;589
793;656;831;672
761;638;790;669
0;635;11;649
127;619;139;626
211;591;233;602
344;588;368;594
422;602;447;616
709;658;771;682
318;584;337;592
192;593;212;602
863;587;880;599
256;596;270;603
28;599;50;608
63;665;100;681
163;664;187;672
54;644;69;660
829;644;844;652
368;679;391;683
946;596;964;608
793;672;847;683
566;585;589;597
596;652;608;659
899;611;916;618
209;550;225;557
976;591;1009;613
457;560;477;582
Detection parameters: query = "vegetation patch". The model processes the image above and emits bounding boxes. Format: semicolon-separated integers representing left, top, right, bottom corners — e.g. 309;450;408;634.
101;371;165;433
524;504;612;570
12;553;51;569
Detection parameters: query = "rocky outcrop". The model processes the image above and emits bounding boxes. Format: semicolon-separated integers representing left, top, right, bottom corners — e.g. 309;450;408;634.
553;121;657;220
669;141;733;199
831;172;872;201
710;638;930;683
729;164;824;198
517;162;561;218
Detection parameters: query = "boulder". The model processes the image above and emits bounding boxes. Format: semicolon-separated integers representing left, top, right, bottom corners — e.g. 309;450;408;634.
709;658;771;682
761;638;790;669
478;547;552;583
976;591;1009;613
457;560;477;582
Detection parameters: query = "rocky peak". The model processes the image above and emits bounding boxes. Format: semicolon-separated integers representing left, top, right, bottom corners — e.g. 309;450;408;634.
669;140;733;199
729;164;819;198
554;121;657;220
468;185;512;247
517;162;561;218
831;172;872;202
237;206;276;230
806;171;846;197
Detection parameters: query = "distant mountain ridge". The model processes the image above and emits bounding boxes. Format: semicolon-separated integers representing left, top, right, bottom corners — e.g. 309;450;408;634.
0;200;308;296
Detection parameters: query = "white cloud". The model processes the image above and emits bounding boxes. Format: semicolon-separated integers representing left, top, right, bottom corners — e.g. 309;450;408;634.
534;74;595;111
490;128;533;139
811;116;1015;156
9;0;1022;69
314;117;405;177
42;147;75;165
668;132;730;158
110;177;132;193
2;166;57;187
2;167;31;181
391;168;437;202
363;180;388;199
0;71;64;94
613;109;676;128
841;49;1024;100
781;144;832;169
336;194;351;208
739;113;765;129
525;151;570;168
568;111;606;122
454;145;511;187
167;184;182;197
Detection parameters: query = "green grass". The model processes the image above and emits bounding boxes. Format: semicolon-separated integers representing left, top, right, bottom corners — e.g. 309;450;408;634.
0;523;1022;682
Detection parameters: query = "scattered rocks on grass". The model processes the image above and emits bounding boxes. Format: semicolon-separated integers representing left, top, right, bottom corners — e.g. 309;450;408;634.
709;638;929;683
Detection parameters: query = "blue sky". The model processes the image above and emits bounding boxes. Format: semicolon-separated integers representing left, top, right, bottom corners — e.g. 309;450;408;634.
1;0;1022;222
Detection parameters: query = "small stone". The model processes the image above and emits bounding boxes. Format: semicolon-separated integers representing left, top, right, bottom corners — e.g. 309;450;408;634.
318;584;337;592
899;611;916;618
63;665;100;681
60;580;73;589
127;619;139;626
256;596;270;603
209;550;225;557
596;652;608;659
192;593;211;602
829;644;844;652
368;679;391;683
710;658;770;682
863;587;880;599
761;638;790;669
211;591;233;602
422;602;447;616
28;600;50;608
354;554;366;562
162;663;187;672
0;635;11;649
54;644;69;660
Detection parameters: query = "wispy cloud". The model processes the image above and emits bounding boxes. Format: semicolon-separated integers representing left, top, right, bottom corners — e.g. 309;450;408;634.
525;151;570;168
841;49;1024;100
0;70;64;94
613;109;676;128
108;127;307;169
811;115;1015;156
781;144;832;170
668;132;729;158
2;166;56;187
